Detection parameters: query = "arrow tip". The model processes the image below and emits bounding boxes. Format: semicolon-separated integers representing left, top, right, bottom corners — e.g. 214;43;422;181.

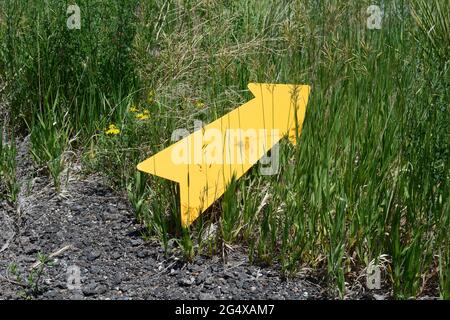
137;157;157;175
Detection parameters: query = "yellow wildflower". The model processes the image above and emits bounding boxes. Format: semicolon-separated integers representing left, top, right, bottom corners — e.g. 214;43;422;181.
105;124;120;135
129;105;139;113
196;101;205;109
135;110;150;120
147;90;155;104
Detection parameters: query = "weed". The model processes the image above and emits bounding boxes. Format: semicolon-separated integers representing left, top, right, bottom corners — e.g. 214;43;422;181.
7;253;52;299
29;95;71;192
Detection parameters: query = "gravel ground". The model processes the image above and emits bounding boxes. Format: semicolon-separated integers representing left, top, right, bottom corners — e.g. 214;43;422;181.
0;138;330;300
0;178;321;300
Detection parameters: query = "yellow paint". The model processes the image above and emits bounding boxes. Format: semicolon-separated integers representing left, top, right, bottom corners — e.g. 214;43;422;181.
137;83;310;227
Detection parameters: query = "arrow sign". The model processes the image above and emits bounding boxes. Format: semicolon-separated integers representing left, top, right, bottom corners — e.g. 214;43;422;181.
137;83;310;227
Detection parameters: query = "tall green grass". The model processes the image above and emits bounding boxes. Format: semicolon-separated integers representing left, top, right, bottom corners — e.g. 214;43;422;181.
1;0;448;298
1;0;138;136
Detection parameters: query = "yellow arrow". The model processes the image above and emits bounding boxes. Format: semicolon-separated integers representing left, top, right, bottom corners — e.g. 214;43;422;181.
137;83;310;227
